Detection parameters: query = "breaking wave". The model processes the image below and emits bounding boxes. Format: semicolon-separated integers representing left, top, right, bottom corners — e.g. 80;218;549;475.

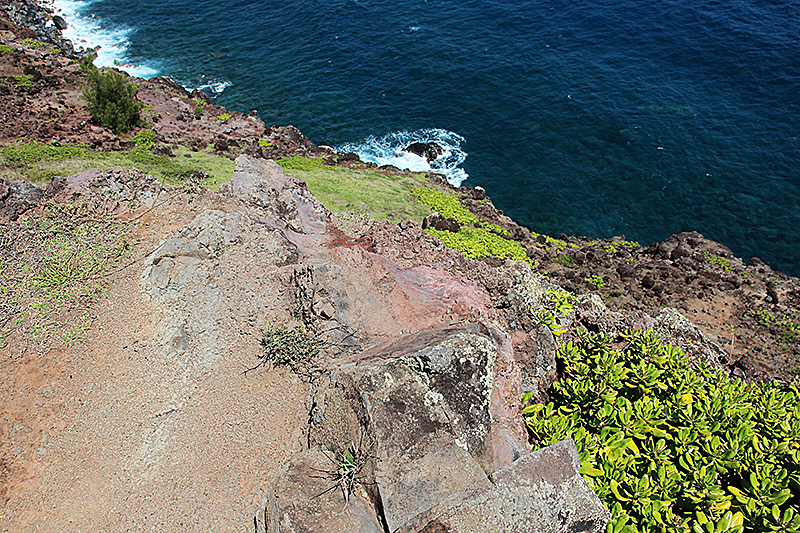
51;0;159;77
336;129;468;187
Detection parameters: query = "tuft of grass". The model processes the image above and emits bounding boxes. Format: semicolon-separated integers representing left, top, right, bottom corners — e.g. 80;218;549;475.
0;44;12;55
255;323;320;375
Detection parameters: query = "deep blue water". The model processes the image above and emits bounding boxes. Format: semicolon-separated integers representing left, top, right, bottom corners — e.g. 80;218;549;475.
54;0;800;275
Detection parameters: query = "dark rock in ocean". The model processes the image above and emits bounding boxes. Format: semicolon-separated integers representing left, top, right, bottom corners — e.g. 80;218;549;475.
422;212;460;232
404;142;444;162
52;15;67;30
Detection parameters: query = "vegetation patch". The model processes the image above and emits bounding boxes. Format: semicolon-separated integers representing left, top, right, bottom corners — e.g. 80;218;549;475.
277;155;325;172
0;201;129;348
587;274;605;289
278;159;434;221
12;75;32;88
21;38;45;47
523;329;800;533
0;138;233;187
0;44;12;55
254;323;320;376
80;54;142;134
553;254;576;266
413;187;534;266
705;252;736;273
412;187;479;225
752;309;800;345
426;226;533;266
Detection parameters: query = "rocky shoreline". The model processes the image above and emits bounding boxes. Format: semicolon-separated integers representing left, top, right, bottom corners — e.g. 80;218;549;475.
1;0;799;383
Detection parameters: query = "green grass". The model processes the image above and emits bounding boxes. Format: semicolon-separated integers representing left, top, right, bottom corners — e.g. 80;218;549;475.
278;157;435;221
0;139;234;188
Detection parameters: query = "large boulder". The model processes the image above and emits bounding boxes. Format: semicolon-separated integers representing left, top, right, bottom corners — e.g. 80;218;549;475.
260;324;610;533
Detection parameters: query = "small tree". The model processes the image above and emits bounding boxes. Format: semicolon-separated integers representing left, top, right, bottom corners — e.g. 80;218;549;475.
80;54;142;135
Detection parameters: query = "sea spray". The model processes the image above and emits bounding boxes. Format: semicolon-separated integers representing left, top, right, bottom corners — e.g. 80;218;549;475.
337;129;469;187
51;0;159;77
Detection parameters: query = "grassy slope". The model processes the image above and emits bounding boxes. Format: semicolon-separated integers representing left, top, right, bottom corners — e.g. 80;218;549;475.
0;141;234;189
277;156;438;223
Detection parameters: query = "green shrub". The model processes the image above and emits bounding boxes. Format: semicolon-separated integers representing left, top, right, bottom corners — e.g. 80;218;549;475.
80;54;142;135
131;129;158;150
0;44;12;55
523;329;800;533
13;75;32;87
533;288;575;336
587;274;605;289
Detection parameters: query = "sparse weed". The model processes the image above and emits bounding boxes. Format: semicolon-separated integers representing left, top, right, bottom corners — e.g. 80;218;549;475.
257;323;320;372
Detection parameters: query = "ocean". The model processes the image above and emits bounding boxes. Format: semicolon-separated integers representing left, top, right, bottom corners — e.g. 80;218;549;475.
51;0;800;275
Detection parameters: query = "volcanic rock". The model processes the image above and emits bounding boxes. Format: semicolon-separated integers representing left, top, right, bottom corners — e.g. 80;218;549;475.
404;142;444;162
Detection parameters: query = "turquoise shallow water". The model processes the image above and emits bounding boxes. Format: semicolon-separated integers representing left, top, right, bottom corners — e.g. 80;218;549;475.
54;0;800;275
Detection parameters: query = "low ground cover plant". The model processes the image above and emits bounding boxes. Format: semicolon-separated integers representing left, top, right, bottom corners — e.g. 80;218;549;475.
413;187;533;266
0;201;129;347
523;329;800;533
256;323;320;375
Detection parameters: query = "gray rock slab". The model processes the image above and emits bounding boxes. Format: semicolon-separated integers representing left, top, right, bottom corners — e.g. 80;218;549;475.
309;324;533;532
398;439;611;533
262;448;384;533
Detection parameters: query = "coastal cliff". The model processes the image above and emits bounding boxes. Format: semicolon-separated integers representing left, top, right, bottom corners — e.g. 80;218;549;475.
1;2;799;532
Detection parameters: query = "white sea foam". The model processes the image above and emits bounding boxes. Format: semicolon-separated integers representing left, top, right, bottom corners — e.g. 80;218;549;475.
337;129;469;187
182;76;233;97
51;0;159;78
